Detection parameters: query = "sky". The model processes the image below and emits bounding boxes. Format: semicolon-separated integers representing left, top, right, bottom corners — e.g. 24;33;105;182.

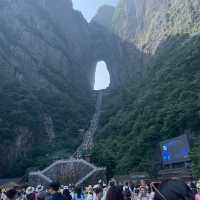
72;0;119;21
94;61;110;90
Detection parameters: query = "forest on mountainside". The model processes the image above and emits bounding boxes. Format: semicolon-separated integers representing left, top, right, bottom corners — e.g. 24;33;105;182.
92;34;200;178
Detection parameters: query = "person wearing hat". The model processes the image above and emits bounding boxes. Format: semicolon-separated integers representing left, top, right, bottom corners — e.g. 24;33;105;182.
47;182;65;200
69;185;76;198
36;186;44;194
101;184;108;200
106;182;123;200
85;186;93;200
93;185;102;200
35;185;46;200
36;191;47;200
5;189;18;200
73;187;84;200
26;187;35;200
26;187;35;195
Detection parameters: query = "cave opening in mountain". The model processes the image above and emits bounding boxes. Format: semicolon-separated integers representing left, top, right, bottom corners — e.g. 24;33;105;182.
93;61;110;91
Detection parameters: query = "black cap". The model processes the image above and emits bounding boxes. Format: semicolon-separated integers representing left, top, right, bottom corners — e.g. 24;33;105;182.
6;189;18;199
48;182;60;191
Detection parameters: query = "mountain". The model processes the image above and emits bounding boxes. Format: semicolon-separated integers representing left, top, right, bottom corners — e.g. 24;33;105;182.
0;0;142;177
1;0;200;179
92;0;200;177
0;0;96;177
112;0;200;53
92;5;115;30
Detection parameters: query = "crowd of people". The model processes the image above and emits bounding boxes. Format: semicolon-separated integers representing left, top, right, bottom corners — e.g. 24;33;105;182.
0;179;200;200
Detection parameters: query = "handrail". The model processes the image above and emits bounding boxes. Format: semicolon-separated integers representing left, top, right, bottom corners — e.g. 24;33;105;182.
29;171;52;183
41;159;96;174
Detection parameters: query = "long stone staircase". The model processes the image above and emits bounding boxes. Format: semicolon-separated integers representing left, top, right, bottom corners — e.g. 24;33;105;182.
73;91;103;158
29;91;106;187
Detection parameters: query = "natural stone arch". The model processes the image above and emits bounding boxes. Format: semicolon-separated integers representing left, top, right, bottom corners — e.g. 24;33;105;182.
89;58;121;90
93;61;110;90
88;22;124;91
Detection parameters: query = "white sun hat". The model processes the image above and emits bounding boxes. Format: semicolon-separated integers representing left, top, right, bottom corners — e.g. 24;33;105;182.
98;179;102;184
36;185;44;193
93;184;99;189
123;186;129;191
103;183;107;187
63;186;69;190
26;187;35;195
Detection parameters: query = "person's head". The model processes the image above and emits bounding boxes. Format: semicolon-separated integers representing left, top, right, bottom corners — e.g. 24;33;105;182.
106;185;123;200
36;185;44;193
103;184;107;190
48;182;60;194
37;191;47;200
75;187;82;198
87;185;93;194
26;187;35;196
5;189;18;200
140;187;147;196
109;179;116;187
140;180;146;187
98;180;103;185
94;186;103;199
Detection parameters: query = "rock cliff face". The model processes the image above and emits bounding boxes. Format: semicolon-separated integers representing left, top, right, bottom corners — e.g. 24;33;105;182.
4;0;200;179
0;0;92;89
0;0;143;177
113;0;200;53
0;0;96;177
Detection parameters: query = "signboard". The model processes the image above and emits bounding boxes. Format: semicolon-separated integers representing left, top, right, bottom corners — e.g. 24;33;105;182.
160;134;190;165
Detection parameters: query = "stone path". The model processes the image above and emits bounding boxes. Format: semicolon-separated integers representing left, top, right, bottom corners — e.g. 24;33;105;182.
73;91;103;158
